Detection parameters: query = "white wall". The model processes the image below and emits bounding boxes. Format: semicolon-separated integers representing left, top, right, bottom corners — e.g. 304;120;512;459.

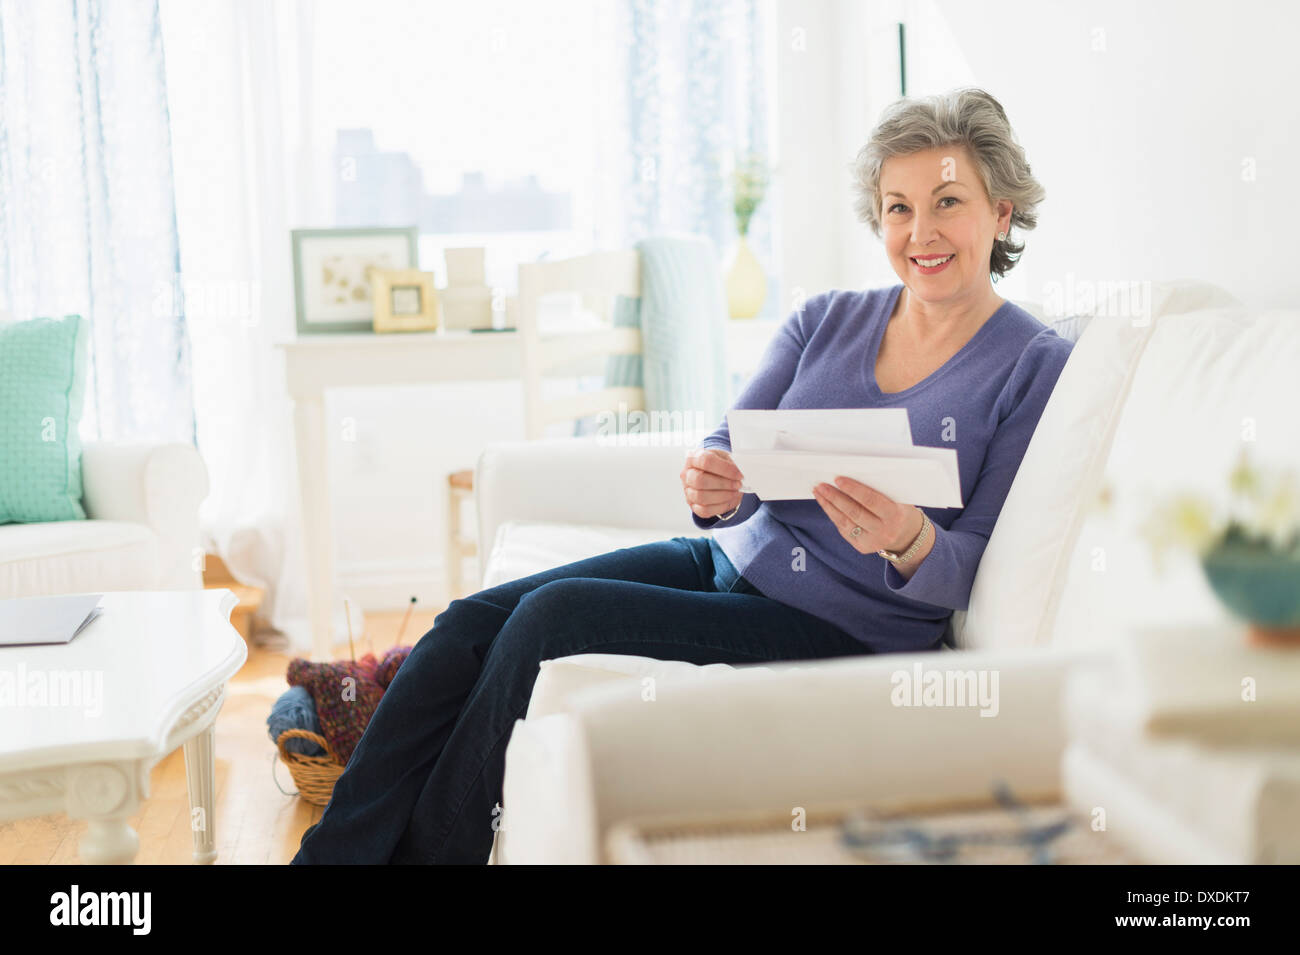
778;0;1300;310
775;0;926;304
773;0;841;306
329;380;522;610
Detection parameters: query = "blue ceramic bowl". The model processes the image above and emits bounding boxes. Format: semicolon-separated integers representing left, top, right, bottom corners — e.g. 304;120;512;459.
1200;541;1300;627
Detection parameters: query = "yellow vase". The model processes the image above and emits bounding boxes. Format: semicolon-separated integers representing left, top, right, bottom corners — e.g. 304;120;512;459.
725;236;767;319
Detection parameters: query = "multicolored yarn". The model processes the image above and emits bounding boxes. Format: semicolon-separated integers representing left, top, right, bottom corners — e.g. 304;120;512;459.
376;644;413;688
287;653;381;765
284;645;415;766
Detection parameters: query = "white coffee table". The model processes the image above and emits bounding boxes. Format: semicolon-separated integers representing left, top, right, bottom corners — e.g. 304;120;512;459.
0;590;247;864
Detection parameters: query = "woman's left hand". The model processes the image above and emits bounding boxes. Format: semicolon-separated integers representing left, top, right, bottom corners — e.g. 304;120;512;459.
812;476;923;555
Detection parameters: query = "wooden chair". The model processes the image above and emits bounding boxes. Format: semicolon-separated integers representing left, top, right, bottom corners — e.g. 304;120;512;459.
444;250;644;602
445;465;479;603
517;250;644;440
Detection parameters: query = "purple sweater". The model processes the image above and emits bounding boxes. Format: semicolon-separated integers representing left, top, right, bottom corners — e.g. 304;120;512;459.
692;284;1074;653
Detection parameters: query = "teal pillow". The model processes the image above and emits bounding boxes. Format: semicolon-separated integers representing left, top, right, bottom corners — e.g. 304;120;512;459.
0;315;91;524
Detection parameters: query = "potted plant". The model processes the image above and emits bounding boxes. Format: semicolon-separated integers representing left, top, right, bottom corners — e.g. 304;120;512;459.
725;153;769;319
1139;449;1300;648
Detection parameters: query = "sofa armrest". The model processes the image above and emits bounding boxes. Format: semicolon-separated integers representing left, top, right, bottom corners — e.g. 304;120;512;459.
81;442;210;588
474;434;704;560
555;645;1106;860
497;713;600;865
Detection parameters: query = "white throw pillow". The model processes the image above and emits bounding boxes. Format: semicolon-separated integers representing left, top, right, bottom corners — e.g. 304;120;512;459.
1046;279;1241;345
1048;304;1300;650
958;280;1242;651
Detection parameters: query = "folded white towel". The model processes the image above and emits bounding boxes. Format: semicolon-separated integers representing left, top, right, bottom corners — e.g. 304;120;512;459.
1117;624;1300;745
1064;662;1300;863
1061;742;1238;864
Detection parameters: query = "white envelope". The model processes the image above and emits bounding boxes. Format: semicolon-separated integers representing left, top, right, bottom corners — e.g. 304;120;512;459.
731;449;962;507
727;408;913;453
723;408;962;508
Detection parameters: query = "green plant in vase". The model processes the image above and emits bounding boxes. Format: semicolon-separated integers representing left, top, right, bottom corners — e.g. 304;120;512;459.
1138;448;1300;648
726;153;769;319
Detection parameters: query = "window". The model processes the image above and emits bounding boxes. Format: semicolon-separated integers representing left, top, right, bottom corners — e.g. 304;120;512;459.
290;0;619;293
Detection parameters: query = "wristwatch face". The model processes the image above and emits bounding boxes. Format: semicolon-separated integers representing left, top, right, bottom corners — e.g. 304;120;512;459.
879;514;929;562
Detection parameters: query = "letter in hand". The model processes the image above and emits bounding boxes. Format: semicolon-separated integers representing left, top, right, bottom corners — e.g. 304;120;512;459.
680;447;746;519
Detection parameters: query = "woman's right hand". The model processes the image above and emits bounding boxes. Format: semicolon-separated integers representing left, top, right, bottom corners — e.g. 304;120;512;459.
680;447;745;519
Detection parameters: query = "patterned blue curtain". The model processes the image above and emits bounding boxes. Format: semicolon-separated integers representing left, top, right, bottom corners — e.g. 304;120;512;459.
0;0;194;444
622;0;776;317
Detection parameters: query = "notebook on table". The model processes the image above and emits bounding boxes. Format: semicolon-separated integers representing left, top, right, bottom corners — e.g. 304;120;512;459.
0;594;104;647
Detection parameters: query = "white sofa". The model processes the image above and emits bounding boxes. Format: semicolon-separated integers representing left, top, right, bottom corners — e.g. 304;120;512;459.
0;442;209;597
478;281;1287;864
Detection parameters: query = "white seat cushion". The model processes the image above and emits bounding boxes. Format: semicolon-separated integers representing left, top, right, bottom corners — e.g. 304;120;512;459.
526;652;745;720
481;520;704;590
0;519;160;596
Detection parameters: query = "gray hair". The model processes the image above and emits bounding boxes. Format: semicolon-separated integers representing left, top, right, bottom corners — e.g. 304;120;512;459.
850;88;1044;280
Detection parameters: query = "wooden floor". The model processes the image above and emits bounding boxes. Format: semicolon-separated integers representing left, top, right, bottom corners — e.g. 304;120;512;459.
0;608;441;865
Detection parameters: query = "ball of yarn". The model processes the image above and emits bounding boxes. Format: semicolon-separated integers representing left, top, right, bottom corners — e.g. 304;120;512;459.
376;645;413;688
287;654;385;765
267;685;326;757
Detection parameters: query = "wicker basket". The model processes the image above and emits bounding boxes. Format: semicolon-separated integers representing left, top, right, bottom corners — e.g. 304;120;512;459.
276;728;344;807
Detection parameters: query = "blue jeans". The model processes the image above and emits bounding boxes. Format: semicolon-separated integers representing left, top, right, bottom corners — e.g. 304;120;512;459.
291;535;869;865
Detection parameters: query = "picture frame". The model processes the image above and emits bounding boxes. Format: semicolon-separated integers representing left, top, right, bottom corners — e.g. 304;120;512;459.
369;268;440;333
444;246;487;287
291;227;419;334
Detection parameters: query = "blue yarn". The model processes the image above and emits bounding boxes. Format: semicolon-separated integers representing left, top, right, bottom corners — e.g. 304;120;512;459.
267;685;326;757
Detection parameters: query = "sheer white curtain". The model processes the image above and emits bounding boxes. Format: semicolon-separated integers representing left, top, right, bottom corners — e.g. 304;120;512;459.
0;0;194;444
618;0;775;290
160;0;321;650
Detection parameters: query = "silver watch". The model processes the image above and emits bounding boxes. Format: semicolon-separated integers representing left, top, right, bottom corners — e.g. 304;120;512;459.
877;512;932;563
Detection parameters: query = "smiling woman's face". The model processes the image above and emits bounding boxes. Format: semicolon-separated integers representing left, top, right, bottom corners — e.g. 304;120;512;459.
879;144;1012;308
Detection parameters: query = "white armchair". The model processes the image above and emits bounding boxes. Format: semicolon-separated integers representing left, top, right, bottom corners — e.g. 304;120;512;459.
473;435;1105;864
0;441;209;597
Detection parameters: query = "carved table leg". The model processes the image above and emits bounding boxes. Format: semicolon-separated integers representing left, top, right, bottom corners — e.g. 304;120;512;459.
67;763;140;864
79;816;140;864
183;723;218;864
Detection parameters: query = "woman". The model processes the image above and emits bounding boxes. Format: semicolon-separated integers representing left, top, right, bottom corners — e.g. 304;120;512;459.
293;86;1074;865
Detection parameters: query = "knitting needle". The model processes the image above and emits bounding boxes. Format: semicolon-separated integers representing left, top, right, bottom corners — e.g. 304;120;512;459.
344;597;356;663
366;601;375;657
395;595;416;648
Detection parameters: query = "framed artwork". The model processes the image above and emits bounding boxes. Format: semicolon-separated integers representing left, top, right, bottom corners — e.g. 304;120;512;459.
291;227;419;334
369;268;439;333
